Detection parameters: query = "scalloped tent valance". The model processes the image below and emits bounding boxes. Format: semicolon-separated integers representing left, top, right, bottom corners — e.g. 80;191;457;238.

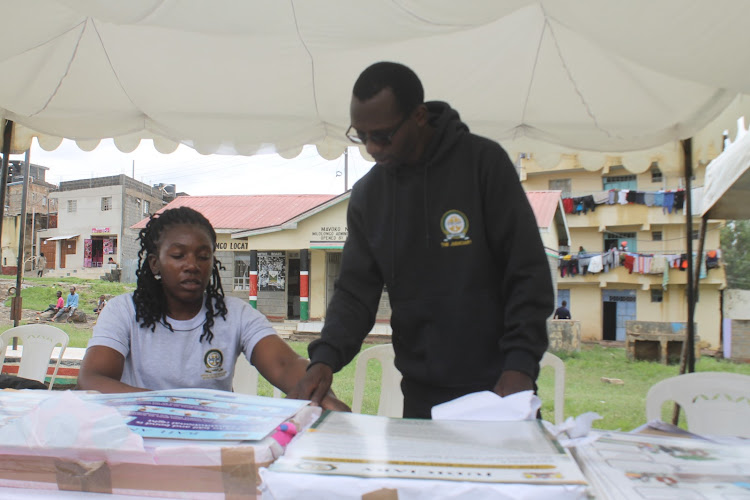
2;1;750;162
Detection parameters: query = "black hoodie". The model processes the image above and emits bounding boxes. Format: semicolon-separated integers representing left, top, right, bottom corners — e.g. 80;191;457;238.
309;102;553;411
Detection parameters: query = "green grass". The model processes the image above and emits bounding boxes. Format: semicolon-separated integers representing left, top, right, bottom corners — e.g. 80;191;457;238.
5;278;749;431
537;345;750;431
3;277;134;311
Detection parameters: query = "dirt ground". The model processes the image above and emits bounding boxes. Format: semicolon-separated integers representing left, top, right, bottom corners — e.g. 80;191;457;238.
0;278;96;331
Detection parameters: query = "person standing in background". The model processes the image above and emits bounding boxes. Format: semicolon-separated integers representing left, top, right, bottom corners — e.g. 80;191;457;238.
36;252;46;277
553;300;571;319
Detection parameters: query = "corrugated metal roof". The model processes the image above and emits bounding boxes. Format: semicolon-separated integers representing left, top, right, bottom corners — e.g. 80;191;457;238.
526;190;562;229
132;195;337;230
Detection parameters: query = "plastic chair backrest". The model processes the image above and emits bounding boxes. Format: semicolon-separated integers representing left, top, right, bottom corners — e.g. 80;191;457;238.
351;344;403;418
0;325;68;389
540;352;565;425
645;371;750;437
232;355;282;398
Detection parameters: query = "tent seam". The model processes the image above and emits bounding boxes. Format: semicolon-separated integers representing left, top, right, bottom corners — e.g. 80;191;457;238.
289;0;323;138
543;6;614;140
516;7;547;141
90;19;145;127
29;21;87;117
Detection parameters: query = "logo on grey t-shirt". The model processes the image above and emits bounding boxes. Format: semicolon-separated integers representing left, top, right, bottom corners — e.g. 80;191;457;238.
202;349;227;379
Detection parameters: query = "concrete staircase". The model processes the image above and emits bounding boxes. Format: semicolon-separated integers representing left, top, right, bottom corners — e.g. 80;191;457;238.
270;320;300;339
43;268;108;280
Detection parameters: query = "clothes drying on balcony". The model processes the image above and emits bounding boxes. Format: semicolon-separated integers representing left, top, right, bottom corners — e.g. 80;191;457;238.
558;249;718;282
562;189;686;215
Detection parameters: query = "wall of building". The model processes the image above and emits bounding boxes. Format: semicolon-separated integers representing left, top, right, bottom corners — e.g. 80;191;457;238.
120;186;165;283
724;289;750;320
46;185;123;269
1;216;20;273
310;250;327;320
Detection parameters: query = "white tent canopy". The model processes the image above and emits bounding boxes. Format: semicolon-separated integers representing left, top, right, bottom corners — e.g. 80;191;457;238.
2;1;750;160
702;119;750;220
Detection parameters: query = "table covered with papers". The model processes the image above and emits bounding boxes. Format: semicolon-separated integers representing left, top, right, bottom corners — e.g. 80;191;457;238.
2;388;750;500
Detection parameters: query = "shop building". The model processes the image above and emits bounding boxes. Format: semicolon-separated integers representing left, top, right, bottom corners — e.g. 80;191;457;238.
40;175;167;281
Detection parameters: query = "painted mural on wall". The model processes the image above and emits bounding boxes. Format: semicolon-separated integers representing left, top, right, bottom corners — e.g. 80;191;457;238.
259;251;286;292
84;239;93;268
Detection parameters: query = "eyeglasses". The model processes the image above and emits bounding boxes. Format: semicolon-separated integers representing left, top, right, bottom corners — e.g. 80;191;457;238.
346;115;409;146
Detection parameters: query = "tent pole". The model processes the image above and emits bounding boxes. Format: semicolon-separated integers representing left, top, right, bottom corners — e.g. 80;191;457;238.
680;137;696;376
672;138;697;425
0;119;13;254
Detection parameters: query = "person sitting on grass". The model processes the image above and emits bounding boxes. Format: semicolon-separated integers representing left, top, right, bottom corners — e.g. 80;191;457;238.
41;290;64;317
52;286;79;322
94;295;107;315
77;206;349;412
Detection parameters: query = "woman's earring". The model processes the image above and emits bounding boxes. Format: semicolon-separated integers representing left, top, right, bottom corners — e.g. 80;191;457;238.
154;273;162;281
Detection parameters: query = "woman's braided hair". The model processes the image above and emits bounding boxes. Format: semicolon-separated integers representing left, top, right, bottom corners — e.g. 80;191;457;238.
133;206;228;343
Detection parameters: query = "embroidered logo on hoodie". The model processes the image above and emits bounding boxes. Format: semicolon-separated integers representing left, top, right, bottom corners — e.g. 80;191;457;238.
440;210;472;247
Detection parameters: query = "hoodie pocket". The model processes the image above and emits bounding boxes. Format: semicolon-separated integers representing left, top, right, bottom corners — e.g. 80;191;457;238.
391;291;503;389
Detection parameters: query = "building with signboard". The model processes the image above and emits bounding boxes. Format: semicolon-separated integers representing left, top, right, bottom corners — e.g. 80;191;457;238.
131;194;340;319
40;175;167;280
134;192;566;324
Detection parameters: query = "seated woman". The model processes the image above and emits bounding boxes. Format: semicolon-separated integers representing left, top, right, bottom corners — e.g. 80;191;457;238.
78;207;348;411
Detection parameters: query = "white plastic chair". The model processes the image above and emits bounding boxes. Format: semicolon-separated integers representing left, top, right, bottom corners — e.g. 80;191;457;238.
351;344;404;418
233;355;283;398
540;352;566;425
645;372;750;437
0;324;69;389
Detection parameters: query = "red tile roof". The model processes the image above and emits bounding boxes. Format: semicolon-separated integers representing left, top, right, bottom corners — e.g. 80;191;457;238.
526;190;563;229
132;195;337;230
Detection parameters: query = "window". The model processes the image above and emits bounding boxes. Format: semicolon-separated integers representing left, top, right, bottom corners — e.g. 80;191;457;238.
143;200;150;215
67;200;77;213
652;231;662;241
650;162;662;183
692;229;700;240
651;289;663;303
101;196;112;211
604;232;636;252
603;174;637;191
548;178;572;198
233;252;251;291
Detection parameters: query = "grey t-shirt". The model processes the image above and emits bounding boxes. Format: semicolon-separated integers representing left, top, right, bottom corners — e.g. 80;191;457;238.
88;293;277;391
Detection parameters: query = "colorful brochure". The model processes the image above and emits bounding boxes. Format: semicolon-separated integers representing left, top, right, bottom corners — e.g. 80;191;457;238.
86;388;308;440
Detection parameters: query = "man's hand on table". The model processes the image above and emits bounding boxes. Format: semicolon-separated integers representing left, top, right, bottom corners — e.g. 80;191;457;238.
493;370;534;397
288;362;351;412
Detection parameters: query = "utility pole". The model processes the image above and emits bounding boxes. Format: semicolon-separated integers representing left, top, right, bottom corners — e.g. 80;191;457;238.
13;149;31;328
344;148;349;192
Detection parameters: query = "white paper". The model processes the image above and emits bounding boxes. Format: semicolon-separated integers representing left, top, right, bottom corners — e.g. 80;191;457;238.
431;390;541;421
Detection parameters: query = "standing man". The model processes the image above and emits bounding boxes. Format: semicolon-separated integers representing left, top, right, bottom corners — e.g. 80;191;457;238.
290;62;553;418
53;286;80;322
553;300;572;320
36;252;46;277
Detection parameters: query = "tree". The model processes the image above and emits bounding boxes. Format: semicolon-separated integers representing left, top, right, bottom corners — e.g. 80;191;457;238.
720;220;750;289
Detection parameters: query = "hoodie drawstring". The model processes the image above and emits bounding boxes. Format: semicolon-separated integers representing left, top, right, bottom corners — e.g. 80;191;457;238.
391;174;396;285
424;165;430;246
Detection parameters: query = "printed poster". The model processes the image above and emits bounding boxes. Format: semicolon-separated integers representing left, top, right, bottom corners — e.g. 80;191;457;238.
270;412;588;485
83;238;93;267
573;430;750;499
259;251;286;291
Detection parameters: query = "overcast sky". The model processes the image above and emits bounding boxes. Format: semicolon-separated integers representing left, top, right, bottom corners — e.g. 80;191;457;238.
12;139;373;196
